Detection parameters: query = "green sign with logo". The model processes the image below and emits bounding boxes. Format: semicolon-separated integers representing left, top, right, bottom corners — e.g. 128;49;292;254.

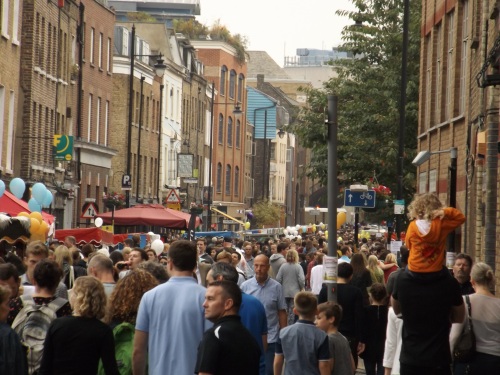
53;135;73;161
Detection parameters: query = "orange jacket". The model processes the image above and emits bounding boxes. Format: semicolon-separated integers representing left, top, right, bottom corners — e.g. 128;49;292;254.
406;207;466;272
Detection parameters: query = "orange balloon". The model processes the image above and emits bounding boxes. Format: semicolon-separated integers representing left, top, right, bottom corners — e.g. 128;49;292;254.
29;212;43;223
30;218;40;233
18;212;30;218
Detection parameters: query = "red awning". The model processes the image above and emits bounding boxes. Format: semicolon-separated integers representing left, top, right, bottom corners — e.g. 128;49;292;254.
0;191;55;224
54;227;129;246
97;204;201;229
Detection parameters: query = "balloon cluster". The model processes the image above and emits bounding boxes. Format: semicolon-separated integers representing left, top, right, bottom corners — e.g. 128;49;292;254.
281;212;347;239
17;211;50;241
5;178;53;212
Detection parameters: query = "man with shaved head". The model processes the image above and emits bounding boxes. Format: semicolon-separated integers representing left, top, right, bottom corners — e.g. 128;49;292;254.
241;254;287;375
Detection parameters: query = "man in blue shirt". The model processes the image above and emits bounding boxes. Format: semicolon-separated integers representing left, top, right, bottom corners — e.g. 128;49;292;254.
133;240;212;375
241;254;287;375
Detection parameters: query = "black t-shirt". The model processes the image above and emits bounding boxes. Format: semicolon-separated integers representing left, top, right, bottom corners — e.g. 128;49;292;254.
392;269;463;367
360;305;388;361
38;316;119;375
195;315;260;375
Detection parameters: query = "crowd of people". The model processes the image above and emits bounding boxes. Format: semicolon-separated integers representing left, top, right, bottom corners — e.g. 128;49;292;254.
0;193;499;375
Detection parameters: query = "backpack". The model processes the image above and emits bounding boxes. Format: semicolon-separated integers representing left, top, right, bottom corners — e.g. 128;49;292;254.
11;295;66;375
98;322;135;375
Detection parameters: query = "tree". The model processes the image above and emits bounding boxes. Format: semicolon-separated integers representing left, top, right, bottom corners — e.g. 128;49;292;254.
292;0;421;205
252;200;281;227
126;12;156;22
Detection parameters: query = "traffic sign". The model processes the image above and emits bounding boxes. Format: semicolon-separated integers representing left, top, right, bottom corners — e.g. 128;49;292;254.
165;189;180;203
344;189;376;208
81;202;98;219
122;174;132;190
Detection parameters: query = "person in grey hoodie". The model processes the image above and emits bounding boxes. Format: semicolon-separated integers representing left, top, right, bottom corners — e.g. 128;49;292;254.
276;249;305;325
269;243;288;279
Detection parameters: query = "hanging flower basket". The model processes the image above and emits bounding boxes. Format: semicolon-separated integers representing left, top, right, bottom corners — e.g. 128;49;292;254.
362;179;392;212
189;202;203;214
102;192;126;210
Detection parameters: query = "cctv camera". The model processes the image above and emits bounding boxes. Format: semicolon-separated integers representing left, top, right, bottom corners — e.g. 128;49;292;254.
412;150;431;167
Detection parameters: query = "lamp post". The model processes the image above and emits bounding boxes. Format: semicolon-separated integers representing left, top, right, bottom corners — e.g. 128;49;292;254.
157;84;164;203
412;147;458;251
125;24;167;207
327;94;338;303
206;82;242;230
136;76;145;202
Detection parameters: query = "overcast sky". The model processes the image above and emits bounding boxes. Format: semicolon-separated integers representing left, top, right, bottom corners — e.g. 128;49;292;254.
198;0;356;67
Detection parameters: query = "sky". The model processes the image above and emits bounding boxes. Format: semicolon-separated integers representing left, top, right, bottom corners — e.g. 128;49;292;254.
198;0;356;67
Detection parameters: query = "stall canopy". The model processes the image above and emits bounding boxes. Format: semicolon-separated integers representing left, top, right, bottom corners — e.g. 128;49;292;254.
97;204;201;228
54;227;129;246
0;191;55;224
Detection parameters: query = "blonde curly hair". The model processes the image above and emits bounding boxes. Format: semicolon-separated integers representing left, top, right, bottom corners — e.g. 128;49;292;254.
407;193;443;221
105;269;158;324
71;276;107;319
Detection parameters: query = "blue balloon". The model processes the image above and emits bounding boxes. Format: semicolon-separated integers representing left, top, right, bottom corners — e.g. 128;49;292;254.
0;180;5;198
28;198;42;213
9;178;26;199
32;183;47;204
41;190;53;208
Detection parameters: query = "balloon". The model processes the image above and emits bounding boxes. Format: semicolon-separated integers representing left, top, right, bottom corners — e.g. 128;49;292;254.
18;212;30;218
30;218;40;233
32;183;47;204
37;221;49;236
312;225;317;232
302;226;307;233
337;212;347;229
320;223;326;230
94;218;103;228
325;230;329;240
295;224;301;230
28;198;42;213
151;239;164;256
0;180;5;198
9;178;25;199
244;221;250;230
283;229;289;235
41;190;53;208
297;235;302;240
29;211;43;223
147;231;155;236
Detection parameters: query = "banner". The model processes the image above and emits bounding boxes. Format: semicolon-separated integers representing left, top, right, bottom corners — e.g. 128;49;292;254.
53;135;73;161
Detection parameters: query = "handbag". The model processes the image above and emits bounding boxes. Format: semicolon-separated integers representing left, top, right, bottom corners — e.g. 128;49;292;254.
453;295;476;363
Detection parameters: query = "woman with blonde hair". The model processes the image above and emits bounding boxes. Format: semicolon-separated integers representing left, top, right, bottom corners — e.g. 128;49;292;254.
380;253;398;283
54;245;74;289
276;249;305;325
451;262;500;374
367;255;384;284
39;276;119;375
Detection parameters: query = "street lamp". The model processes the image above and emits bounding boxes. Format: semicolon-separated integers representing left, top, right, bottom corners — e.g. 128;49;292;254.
412;147;458;251
206;84;243;230
277;128;286;139
125;24;167;207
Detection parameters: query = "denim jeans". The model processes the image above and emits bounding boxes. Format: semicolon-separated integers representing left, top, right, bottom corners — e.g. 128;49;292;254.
265;343;276;375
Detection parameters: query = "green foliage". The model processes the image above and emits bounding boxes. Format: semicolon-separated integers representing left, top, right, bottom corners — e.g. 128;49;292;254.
292;0;420;204
127;12;156;22
173;19;248;64
252;200;281;227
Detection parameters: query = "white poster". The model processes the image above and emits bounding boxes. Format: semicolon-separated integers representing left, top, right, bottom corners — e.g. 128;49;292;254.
390;240;403;254
323;255;338;284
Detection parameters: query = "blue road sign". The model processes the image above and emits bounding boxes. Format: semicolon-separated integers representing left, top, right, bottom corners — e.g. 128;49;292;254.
344;189;377;208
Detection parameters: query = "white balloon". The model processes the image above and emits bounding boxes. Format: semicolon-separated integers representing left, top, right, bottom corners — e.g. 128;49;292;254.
147;231;155;236
283;229;289;235
151;239;164;255
295;224;301;229
94;217;103;228
297;235;302;240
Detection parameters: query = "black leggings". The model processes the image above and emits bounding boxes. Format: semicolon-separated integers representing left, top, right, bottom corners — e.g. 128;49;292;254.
400;363;452;375
453;352;500;375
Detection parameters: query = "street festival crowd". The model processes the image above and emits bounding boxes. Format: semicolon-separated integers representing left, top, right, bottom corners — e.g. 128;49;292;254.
0;193;499;375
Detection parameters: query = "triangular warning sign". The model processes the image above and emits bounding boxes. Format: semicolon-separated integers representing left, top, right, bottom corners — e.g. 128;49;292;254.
165;189;180;203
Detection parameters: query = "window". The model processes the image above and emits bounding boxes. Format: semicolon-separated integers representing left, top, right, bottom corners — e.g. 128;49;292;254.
445;12;454;119
1;0;9;38
425;36;431;131
90;27;95;64
216;163;222;192
218;114;223;144
87;94;93;142
270;143;276;161
225;165;231;195
220;66;227;96
107;37;111;71
104;100;109;146
96;97;101;144
235;119;241;148
234;167;239;196
418;172;428;194
12;0;19;42
6;90;14;169
229;70;236;99
98;32;103;68
459;1;469;114
238;74;244;102
435;24;442;124
0;86;5;165
227;116;233;146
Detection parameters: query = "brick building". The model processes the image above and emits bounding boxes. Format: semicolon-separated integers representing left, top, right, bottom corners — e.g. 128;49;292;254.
0;0;22;180
110;25;162;207
191;39;247;230
76;0;116;225
417;0;500;282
